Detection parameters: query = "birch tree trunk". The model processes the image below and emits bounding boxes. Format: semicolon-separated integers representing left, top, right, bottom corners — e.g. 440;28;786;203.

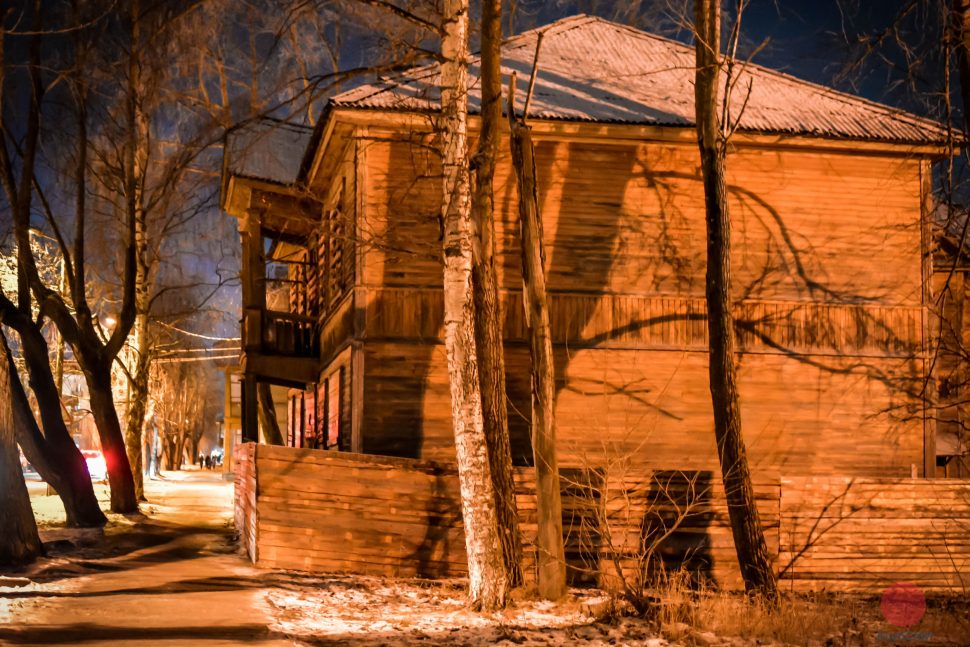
694;0;777;600
507;75;566;601
0;332;44;567
472;0;522;587
122;0;151;502
440;0;509;610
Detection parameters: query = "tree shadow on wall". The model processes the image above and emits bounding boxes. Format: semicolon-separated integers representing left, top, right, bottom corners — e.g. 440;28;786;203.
554;468;717;591
406;467;464;579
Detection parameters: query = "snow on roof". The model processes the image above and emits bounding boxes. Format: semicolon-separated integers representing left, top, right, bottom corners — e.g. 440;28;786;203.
225;119;313;186
333;14;949;144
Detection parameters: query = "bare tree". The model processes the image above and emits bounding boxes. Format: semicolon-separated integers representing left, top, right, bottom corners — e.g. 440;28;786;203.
471;0;523;588
953;1;970;129
439;0;509;610
0;7;107;527
152;360;207;471
506;55;567;600
0;312;106;527
693;0;777;599
1;0;143;513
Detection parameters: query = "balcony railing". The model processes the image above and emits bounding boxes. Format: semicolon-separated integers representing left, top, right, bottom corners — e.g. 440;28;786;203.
243;308;317;359
264;310;317;357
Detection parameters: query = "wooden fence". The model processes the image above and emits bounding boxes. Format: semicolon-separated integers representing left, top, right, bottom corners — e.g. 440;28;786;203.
779;476;970;593
234;442;258;562
234;444;970;593
239;444;466;577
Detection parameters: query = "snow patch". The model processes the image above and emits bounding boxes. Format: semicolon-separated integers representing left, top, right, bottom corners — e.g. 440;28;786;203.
263;574;669;646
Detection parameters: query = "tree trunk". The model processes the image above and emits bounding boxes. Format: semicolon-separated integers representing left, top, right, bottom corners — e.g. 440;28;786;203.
258;382;285;445
0;8;99;536
147;425;160;477
125;41;152;493
164;437;177;471
472;0;522;588
124;360;148;500
0;329;44;567
2;331;106;528
694;0;778;600
85;364;139;514
440;0;509;610
124;308;151;500
507;99;567;601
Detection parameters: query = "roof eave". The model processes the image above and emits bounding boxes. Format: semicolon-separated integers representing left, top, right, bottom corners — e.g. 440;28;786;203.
321;104;952;156
298;102;336;185
223;174;307;219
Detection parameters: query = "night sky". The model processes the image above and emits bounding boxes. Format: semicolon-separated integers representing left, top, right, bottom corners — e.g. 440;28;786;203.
511;0;947;116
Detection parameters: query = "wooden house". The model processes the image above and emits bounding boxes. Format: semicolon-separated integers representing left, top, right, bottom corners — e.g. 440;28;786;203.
222;15;950;480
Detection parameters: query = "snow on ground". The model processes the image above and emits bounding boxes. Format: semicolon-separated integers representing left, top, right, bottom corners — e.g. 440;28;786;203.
263;574;672;646
25;478;113;528
260;572;970;647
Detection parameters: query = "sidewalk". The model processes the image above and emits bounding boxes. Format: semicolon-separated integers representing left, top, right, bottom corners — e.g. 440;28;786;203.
0;470;293;646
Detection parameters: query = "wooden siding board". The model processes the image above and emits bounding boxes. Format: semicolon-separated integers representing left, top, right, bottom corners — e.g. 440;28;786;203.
361;341;922;475
352;134;927;478
361;135;922;302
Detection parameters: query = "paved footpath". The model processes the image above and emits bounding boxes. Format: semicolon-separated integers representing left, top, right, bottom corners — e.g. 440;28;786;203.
0;470;293;646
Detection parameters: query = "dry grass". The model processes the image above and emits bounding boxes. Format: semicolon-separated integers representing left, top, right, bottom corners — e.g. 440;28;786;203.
628;572;970;646
690;592;866;645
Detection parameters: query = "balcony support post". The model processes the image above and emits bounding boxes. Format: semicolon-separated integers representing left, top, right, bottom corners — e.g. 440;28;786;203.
241;212;266;353
241;375;259;444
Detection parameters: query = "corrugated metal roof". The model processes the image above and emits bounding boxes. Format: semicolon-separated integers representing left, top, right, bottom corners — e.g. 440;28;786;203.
225;119;313;186
333;14;949;144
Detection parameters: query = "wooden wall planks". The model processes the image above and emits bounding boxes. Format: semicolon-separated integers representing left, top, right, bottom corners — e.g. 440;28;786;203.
352;132;930;477
361;135;923;305
361;340;923;476
244;444;467;579
363;288;922;356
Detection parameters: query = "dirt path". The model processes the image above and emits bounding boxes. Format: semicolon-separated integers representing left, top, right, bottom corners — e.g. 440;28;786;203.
0;470;293;646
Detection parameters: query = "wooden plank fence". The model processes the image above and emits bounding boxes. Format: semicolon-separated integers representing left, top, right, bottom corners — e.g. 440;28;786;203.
779;476;970;593
234;442;258;562
234;444;970;593
245;444;466;577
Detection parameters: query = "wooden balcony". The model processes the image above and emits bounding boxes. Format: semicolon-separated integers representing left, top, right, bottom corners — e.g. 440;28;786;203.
242;308;319;385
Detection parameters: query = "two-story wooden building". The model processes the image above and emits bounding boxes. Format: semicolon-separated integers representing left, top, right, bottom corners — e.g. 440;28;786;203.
222;15;950;478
